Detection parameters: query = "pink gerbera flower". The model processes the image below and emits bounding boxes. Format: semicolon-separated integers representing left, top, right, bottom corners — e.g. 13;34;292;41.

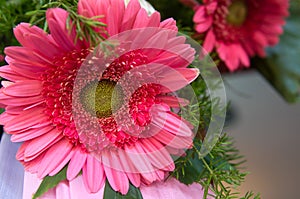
0;0;199;195
193;0;289;71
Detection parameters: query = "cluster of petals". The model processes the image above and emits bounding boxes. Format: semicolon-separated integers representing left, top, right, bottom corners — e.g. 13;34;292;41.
0;0;199;195
193;0;289;71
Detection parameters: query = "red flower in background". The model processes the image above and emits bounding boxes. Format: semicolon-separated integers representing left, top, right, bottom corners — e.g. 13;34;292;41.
193;0;289;71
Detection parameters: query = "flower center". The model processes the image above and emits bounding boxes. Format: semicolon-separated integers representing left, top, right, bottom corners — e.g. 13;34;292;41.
226;0;248;26
79;80;123;118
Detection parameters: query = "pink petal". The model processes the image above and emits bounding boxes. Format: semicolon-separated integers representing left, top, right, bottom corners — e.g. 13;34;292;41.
55;181;71;199
37;139;73;178
121;0;141;31
217;43;238;71
151;105;193;137
0;112;14;125
125;143;157;183
11;125;54;142
226;54;239;71
253;31;268;47
10;62;46;80
4;107;47;132
146;12;161;27
49;148;75;176
0;92;44;106
16;141;30;161
203;29;216;53
82;156;105;193
176;68;199;83
14;23;61;58
78;0;98;17
106;0;125;36
117;149;141;187
24;152;46;173
195;17;213;33
4;46;49;66
6;102;41;115
46;8;77;52
235;44;250;67
206;2;218;13
165;36;186;49
14;23;46;43
157;95;189;108
150;51;192;69
5;105;27;114
193;6;206;23
164;44;195;66
132;9;149;28
144;31;168;49
242;40;255;57
159;18;177;31
3;80;42;97
67;149;87;180
24;128;63;161
159;68;199;92
130;28;158;49
153;129;193;149
140;138;175;171
0;65;28;81
103;150;129;195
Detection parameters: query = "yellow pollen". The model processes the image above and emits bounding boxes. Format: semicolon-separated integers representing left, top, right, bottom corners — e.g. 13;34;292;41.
226;0;248;26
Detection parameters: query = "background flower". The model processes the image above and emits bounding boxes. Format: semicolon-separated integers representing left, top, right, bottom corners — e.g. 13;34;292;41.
193;0;289;71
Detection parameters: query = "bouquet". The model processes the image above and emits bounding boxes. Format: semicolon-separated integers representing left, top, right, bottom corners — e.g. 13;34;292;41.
0;0;294;198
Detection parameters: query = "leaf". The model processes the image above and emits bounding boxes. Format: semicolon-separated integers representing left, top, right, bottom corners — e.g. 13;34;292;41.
175;141;205;185
256;3;300;103
177;156;205;185
103;180;143;199
32;166;67;199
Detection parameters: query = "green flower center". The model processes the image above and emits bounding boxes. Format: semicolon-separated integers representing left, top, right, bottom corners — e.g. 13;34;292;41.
226;0;248;26
80;80;123;118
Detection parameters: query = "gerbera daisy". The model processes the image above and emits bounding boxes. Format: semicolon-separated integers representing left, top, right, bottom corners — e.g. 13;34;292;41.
193;0;289;71
0;0;199;195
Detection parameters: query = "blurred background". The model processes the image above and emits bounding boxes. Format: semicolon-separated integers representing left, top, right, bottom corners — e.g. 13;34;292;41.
224;70;300;199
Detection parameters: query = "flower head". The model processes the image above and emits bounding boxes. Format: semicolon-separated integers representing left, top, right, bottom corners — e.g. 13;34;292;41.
0;0;199;195
193;0;289;71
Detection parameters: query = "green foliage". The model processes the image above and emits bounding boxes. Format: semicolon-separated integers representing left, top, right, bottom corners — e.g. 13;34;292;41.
0;0;107;61
33;166;68;199
148;0;195;28
26;0;107;45
103;181;143;199
0;0;35;60
172;134;260;199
